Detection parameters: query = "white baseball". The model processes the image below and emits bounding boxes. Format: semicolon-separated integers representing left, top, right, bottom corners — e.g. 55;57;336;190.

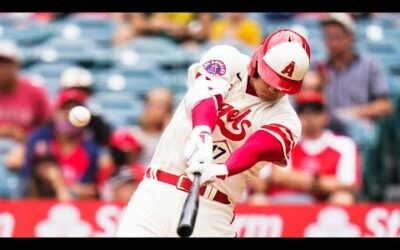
68;106;91;127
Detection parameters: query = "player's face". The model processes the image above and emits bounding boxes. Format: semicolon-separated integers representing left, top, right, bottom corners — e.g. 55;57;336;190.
250;76;286;102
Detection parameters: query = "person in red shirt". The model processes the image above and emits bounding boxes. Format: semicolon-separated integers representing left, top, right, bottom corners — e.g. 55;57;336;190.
0;40;51;138
59;67;112;146
249;91;362;205
24;89;100;200
103;167;141;203
0;40;51;198
98;129;145;201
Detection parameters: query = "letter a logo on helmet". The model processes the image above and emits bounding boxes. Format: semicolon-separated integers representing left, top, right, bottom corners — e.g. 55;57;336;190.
248;29;311;95
281;61;296;77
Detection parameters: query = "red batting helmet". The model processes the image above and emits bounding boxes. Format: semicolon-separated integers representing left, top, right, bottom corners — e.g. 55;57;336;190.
248;29;311;95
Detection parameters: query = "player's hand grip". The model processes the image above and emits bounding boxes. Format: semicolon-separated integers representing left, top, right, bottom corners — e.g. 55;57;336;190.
177;172;201;237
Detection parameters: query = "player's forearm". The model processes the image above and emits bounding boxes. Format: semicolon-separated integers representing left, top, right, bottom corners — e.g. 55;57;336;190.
191;95;222;131
347;98;393;119
225;130;283;176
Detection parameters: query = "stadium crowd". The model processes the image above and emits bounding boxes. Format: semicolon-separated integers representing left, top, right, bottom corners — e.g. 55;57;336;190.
0;12;399;204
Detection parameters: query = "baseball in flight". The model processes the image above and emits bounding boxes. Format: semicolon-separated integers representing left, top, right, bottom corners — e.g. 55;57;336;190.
68;105;91;127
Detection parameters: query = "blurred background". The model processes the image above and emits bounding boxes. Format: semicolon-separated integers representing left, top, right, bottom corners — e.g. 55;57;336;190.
0;12;400;237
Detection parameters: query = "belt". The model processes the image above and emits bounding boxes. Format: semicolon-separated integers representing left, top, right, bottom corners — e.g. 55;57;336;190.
145;168;231;205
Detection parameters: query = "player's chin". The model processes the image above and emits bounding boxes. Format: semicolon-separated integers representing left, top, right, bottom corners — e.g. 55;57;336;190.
258;93;275;102
261;92;285;102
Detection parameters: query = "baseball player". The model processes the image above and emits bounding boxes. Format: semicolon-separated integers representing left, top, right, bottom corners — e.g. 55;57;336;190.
117;29;311;237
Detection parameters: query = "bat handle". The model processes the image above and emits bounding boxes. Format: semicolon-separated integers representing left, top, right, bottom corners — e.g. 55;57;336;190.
177;172;201;237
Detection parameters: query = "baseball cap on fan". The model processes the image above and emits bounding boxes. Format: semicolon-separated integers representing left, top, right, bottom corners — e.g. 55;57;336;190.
0;40;20;62
320;13;356;34
56;89;88;109
109;129;142;153
295;91;326;113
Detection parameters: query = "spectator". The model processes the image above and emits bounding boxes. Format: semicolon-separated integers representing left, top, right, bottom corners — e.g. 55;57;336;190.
104;166;140;203
59;67;112;146
209;13;262;47
0;40;51;198
301;70;324;92
0;40;51;138
301;70;347;135
24;89;100;200
27;141;71;201
98;129;145;200
316;13;393;147
129;87;174;166
248;91;361;205
112;13;213;46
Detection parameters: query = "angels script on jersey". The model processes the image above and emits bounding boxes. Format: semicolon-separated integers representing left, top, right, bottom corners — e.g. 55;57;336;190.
217;103;252;141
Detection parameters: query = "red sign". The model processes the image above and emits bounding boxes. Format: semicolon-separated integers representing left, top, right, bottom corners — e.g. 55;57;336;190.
0;200;400;237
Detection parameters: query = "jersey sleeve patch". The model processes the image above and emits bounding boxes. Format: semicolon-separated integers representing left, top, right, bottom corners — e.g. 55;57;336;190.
202;60;227;77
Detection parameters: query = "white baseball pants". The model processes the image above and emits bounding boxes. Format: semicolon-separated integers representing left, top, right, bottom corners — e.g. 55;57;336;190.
116;178;236;237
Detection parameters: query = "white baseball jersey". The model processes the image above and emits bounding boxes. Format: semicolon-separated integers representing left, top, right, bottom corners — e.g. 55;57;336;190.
148;45;301;204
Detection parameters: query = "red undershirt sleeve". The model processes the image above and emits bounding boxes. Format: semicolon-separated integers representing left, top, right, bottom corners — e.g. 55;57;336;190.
191;95;223;131
225;129;286;176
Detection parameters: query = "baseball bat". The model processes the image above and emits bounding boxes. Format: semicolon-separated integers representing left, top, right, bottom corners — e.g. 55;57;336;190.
177;172;201;237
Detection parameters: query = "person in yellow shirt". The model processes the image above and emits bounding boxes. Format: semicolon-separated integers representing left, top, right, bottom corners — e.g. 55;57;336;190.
210;13;262;47
151;13;195;27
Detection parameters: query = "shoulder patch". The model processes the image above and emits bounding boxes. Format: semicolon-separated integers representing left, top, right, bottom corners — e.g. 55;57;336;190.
203;60;226;77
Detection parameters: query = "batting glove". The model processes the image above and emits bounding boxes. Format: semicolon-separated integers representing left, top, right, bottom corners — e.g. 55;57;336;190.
186;162;228;185
183;125;213;167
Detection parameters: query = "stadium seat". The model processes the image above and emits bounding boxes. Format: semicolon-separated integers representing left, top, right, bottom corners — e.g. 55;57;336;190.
112;48;158;70
367;52;400;76
202;39;254;56
0;19;52;47
119;36;192;69
94;68;167;98
363;41;399;55
386;75;400;97
0;15;20;27
23;61;79;98
24;61;78;79
94;92;143;127
121;36;178;54
31;37;107;66
162;69;188;93
51;15;115;47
